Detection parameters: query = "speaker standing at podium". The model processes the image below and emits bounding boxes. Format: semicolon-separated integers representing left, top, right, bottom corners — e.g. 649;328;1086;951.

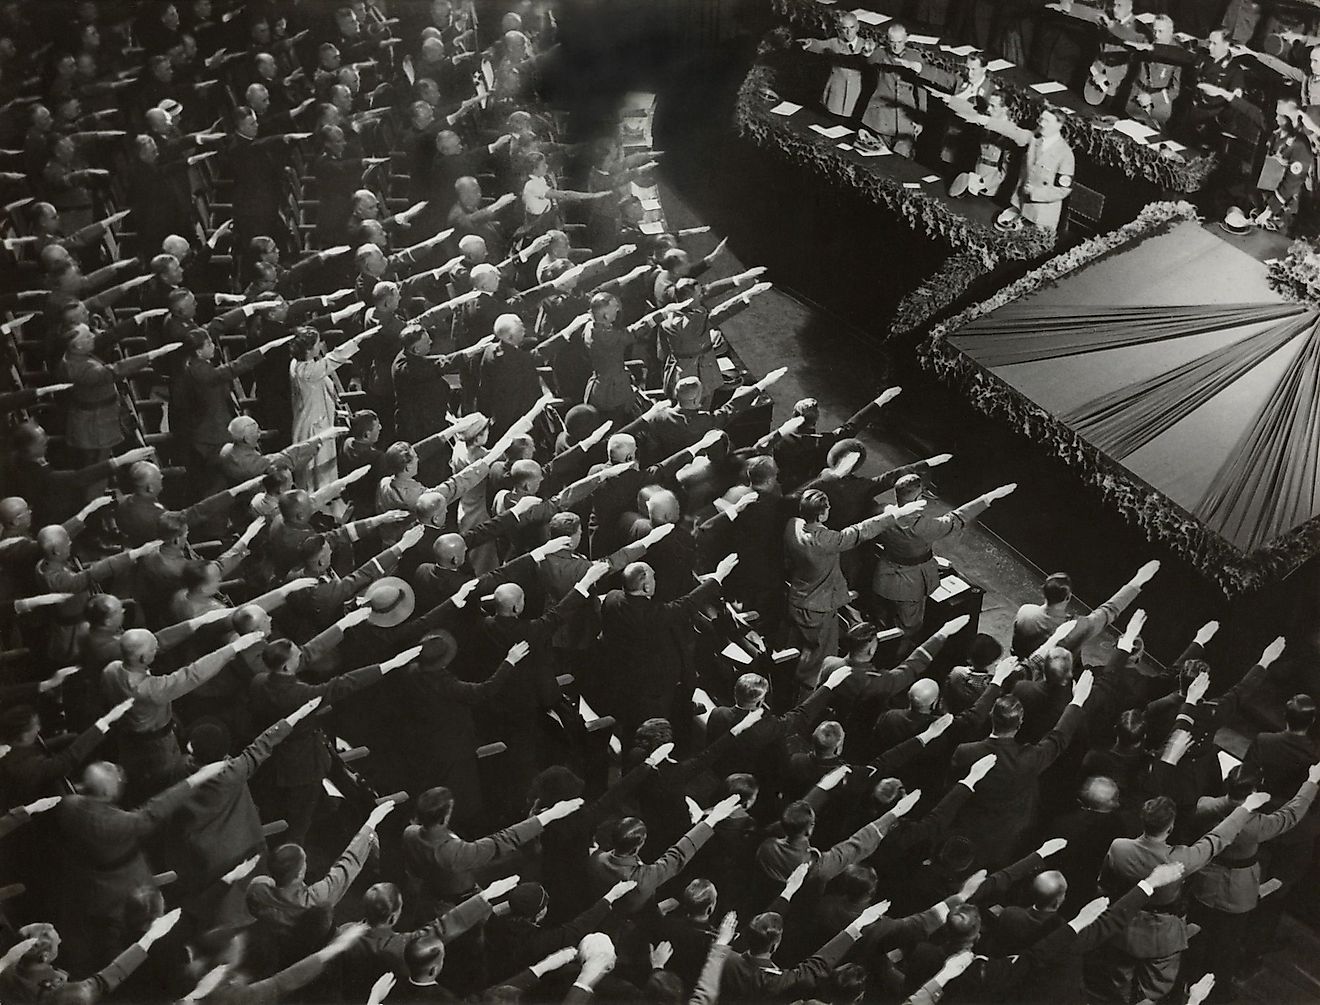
872;478;1017;648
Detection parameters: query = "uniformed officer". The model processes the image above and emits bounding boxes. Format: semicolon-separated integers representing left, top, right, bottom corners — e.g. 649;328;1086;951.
1184;28;1245;142
1125;16;1190;129
982;108;1077;232
948;91;1018;199
871;477;1015;644
862;23;926;158
798;12;870;118
1250;99;1316;232
1081;0;1142;108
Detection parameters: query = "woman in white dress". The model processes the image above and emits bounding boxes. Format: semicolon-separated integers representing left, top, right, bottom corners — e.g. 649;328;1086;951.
288;326;368;493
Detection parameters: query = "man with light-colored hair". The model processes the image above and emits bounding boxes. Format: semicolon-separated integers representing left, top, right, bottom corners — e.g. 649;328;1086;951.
475;314;544;437
218;414;342;485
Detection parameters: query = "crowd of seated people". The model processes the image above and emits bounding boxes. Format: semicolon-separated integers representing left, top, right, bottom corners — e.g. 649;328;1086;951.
787;0;1320;236
0;1;1318;1003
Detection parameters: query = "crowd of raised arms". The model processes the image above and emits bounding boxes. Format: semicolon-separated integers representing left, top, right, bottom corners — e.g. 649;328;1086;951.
0;1;1316;1003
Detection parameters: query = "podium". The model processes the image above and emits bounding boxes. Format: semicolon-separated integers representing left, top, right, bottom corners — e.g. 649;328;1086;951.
920;562;986;672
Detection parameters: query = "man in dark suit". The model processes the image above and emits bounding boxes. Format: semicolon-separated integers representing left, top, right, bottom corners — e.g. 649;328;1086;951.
947;668;1094;868
248;640;415;845
584;795;740;913
473;561;604;814
980;862;1189;1005
596;553;736;746
401;785;582;907
1245;695;1318;800
223;106;295;255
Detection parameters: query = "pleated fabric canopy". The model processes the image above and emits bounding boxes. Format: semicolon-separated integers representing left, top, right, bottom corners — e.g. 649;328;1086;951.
950;221;1320;556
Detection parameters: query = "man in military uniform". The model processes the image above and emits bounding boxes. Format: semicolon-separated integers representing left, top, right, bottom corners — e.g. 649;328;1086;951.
871;477;1015;644
798;12;869;118
1248;98;1316;233
1182;28;1244;143
1093;792;1268;1003
1249;39;1320;109
982;108;1077;232
862;23;927;158
1074;0;1142;109
948;91;1019;199
1125;16;1193;129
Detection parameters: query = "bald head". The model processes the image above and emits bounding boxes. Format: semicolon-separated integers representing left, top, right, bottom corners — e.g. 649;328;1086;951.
82;761;124;802
0;497;30;531
121;628;158;668
433;533;466;569
493;583;524;616
622;562;655;597
130;461;163;496
909;678;939;712
232;603;270;637
37;524;71;558
1031;871;1067;911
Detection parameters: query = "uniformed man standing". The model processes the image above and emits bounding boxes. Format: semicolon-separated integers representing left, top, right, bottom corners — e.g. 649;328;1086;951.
1249;99;1316;232
1183;29;1244;143
1093;791;1269;1003
872;477;1015;643
1125;16;1192;129
799;13;870;118
862;24;927;158
982;108;1077;233
1076;0;1142;108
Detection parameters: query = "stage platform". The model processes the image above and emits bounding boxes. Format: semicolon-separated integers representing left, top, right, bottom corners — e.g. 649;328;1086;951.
921;206;1320;596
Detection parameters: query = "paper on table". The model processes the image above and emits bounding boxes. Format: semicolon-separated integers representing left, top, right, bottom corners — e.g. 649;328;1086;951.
1156;139;1186;152
907;33;940;45
1113;118;1158;141
986;58;1015;72
852;8;889;24
769;100;803;116
640;198;663;211
930;574;971;602
1217;749;1242;781
921;174;941;182
721;642;753;664
902;181;921;188
837;142;854;150
943;43;977;56
639;220;666;234
810;123;855;138
1030;80;1069;94
817;0;837;4
857;146;890;156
